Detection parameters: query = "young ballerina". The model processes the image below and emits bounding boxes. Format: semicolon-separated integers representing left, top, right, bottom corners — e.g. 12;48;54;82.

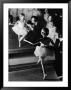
21;27;55;80
54;34;63;80
34;27;55;80
44;12;58;44
12;13;33;47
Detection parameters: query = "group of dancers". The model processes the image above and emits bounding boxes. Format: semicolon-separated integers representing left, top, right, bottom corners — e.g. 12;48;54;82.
9;12;62;80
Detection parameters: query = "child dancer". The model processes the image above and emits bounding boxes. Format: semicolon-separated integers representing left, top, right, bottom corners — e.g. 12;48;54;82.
34;27;54;79
12;13;33;47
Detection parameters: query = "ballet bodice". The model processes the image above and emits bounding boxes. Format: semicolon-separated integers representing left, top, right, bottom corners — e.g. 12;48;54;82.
36;37;54;47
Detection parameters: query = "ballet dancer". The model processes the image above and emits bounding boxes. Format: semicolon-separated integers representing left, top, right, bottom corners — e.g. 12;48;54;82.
22;27;54;80
12;13;33;47
34;27;55;80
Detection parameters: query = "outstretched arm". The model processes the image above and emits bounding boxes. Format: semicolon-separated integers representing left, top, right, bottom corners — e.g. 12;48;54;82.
24;39;34;45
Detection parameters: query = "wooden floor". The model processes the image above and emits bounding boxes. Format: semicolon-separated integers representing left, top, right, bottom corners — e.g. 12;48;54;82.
9;64;59;81
9;48;56;81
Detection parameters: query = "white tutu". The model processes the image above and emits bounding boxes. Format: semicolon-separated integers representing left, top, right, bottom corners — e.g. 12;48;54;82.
34;46;54;57
12;21;28;36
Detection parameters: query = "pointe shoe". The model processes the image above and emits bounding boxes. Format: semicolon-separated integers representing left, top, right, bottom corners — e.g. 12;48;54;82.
43;74;47;80
19;42;21;47
19;45;21;47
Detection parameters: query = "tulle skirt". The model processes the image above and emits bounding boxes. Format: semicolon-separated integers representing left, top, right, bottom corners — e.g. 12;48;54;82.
12;25;28;36
34;46;55;59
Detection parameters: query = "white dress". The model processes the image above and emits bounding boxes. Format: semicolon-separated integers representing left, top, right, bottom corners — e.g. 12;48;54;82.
34;42;54;57
12;21;28;36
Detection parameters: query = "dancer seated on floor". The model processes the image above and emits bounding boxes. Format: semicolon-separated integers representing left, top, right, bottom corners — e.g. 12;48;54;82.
34;27;55;80
12;13;34;47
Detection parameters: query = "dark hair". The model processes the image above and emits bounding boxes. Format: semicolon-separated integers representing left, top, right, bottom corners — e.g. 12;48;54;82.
20;13;25;16
31;16;38;22
42;27;49;36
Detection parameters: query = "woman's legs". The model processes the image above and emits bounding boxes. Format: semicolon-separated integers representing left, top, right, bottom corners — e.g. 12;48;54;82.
39;57;47;79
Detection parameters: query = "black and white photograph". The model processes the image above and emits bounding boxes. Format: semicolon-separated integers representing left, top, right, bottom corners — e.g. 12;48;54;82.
3;3;68;87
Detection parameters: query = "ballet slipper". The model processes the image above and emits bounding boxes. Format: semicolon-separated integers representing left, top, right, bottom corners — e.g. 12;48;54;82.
19;41;21;47
43;73;47;80
19;43;21;47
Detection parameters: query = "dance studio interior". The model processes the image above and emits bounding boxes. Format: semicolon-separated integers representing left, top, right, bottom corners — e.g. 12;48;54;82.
8;8;63;81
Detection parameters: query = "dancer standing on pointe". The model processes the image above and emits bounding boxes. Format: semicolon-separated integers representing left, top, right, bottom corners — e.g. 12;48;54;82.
34;27;55;80
21;27;55;80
